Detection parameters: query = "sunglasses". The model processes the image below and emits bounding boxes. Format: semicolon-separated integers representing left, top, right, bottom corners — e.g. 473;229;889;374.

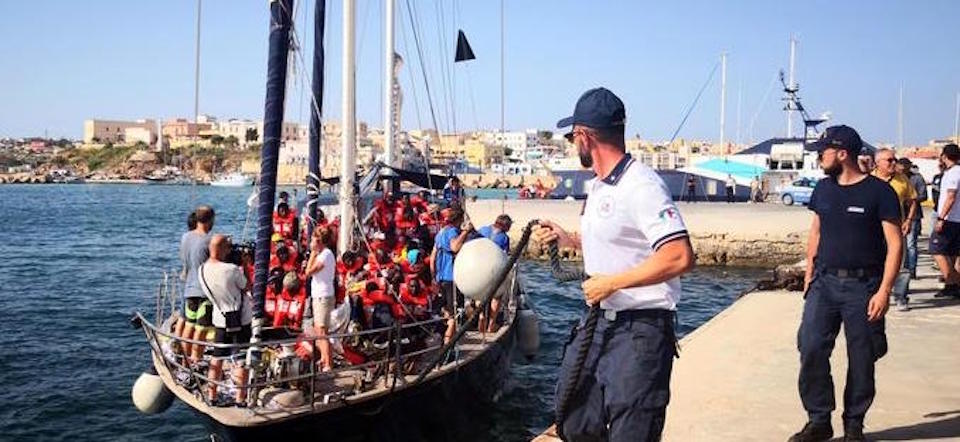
563;129;591;142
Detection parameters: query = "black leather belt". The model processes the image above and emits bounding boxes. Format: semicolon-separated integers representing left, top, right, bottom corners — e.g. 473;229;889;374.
821;267;882;278
601;308;674;322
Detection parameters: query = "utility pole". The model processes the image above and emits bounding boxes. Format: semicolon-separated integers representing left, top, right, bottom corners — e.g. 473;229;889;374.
719;52;727;152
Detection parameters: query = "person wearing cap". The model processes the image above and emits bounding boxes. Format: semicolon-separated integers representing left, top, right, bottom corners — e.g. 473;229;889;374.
930;143;960;299
871;148;917;312
534;87;695;441
476;214;513;333
896;157;927;280
792;125;902;442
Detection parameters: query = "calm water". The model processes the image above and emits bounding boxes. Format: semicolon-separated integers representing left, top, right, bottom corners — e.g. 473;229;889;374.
0;184;768;442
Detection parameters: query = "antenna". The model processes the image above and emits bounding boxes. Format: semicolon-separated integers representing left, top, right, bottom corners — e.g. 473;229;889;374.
898;83;904;149
786;36;797;138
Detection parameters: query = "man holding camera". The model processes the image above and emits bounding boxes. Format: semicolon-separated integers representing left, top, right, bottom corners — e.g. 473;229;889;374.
199;234;254;404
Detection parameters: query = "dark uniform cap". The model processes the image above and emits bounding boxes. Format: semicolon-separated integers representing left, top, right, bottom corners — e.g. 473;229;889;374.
806;125;863;156
557;87;626;130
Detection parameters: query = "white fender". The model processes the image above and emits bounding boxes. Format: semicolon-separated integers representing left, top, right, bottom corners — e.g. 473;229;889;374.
453;238;508;301
517;308;541;359
131;368;174;414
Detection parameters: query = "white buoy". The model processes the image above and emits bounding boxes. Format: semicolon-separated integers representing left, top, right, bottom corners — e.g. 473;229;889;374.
517;308;541;359
132;367;174;414
453;238;508;301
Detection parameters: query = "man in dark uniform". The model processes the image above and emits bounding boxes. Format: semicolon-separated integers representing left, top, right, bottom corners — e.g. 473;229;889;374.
535;88;696;441
791;125;902;442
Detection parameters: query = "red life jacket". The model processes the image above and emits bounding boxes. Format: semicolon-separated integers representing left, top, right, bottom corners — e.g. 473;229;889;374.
272;211;297;239
273;285;307;329
399;284;429;307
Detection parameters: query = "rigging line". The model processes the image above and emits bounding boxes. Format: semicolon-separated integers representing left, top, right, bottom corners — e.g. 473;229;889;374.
668;61;720;144
747;72;779;144
397;12;424;130
407;0;444;135
465;66;480;131
297;0;308;125
434;0;454;134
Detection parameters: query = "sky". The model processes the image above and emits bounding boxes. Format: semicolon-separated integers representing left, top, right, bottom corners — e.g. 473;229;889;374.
2;0;959;146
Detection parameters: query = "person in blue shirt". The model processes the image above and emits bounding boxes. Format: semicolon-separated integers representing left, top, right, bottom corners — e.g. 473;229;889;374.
430;207;473;343
477;214;512;253
476;214;512;332
443;176;465;207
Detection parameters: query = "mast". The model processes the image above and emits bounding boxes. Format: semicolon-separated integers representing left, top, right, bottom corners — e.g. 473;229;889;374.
251;0;295;321
954;92;959;145
383;0;396;168
719;52;727;152
500;0;505;142
338;0;357;253
193;0;202;123
898;83;904;149
735;80;742;148
787;36;797;138
306;0;326;238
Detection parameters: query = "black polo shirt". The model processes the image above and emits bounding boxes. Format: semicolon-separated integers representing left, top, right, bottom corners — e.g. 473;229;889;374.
808;175;901;270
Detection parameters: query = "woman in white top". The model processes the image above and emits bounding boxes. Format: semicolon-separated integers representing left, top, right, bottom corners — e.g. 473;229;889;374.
305;226;336;371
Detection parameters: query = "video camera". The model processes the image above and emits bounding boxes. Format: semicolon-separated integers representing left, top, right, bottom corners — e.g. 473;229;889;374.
228;240;256;266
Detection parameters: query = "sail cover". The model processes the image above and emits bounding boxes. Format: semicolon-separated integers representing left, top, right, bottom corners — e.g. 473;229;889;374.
251;0;295;320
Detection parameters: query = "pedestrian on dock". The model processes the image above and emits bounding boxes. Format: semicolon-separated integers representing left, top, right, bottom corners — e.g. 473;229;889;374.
535;87;695;442
750;175;761;203
870;148;917;311
793;125;902;442
684;174;697;202
725;174;736;203
897;158;927;280
930;143;960;299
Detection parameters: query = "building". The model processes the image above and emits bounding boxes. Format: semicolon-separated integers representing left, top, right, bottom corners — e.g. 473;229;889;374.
216;119;260;145
83;119;156;144
163;118;212;144
124;127;157;146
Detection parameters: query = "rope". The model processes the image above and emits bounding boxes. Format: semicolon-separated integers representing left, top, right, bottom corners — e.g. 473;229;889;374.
544;240;597;440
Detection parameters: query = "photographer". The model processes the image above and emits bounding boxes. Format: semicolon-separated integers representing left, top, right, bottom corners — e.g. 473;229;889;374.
199;234;253;404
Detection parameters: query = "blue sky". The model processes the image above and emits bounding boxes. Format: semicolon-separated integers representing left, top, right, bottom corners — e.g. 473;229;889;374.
2;0;959;146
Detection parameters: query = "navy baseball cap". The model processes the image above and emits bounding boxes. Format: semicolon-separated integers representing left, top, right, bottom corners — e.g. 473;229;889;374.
806;125;863;155
557;87;626;129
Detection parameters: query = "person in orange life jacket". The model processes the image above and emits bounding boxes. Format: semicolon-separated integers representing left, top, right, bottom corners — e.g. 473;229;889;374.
273;202;298;241
270;236;299;273
304;226;336;371
278;191;297;215
263;267;286;324
273;272;307;329
410;192;429;214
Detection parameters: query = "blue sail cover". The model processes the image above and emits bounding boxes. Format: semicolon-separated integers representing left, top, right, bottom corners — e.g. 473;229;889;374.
252;0;294;318
306;0;326;238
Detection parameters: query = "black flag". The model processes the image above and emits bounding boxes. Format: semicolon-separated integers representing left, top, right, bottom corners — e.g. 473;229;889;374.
454;30;476;62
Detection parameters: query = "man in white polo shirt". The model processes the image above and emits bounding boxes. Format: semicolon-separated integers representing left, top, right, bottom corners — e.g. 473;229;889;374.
535;87;695;441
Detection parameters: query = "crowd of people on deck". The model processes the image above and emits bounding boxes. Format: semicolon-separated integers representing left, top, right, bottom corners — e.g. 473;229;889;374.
170;180;515;403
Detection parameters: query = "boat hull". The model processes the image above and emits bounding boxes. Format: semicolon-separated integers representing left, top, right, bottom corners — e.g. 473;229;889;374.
200;323;517;442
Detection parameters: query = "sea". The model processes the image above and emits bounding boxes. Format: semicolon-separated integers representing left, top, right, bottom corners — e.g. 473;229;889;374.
0;184;768;442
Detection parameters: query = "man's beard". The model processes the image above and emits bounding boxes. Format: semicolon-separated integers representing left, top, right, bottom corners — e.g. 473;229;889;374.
578;144;593;168
823;161;842;177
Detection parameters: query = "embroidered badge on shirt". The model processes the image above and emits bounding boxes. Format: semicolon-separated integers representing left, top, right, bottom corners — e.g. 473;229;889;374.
597;195;615;218
847;206;865;213
658;206;679;221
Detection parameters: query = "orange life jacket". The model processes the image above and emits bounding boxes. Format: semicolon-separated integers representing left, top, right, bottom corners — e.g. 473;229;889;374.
272;211;297;239
272;285;307;329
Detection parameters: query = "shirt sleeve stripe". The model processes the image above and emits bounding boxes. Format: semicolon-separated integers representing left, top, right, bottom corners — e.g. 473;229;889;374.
652;230;689;251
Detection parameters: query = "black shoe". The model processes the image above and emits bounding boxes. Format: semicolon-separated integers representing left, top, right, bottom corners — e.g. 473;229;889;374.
934;285;960;298
910;270;917;280
788;422;833;442
843;426;865;441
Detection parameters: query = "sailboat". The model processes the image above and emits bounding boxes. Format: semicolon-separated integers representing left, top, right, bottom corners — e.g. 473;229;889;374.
130;1;539;440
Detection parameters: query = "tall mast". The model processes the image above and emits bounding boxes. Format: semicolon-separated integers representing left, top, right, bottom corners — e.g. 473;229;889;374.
338;0;357;254
898;83;904;149
719;52;727;152
306;0;327;238
735;80;742;148
787;36;797;138
954;92;959;145
252;0;295;322
193;0;202;123
383;0;396;168
499;0;505;140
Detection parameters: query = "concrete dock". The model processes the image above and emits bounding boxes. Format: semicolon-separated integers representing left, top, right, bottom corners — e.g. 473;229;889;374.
533;249;960;441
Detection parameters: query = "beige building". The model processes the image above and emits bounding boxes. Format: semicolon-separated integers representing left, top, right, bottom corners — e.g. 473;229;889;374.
83;119;156;144
124;127;157;146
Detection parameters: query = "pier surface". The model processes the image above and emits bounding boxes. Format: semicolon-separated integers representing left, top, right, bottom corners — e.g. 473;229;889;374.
533;251;960;441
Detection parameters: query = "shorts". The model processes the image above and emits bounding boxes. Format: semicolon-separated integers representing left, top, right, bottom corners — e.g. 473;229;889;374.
312;297;336;329
440;281;463;315
185;297;213;327
212;325;252;358
929;220;960;256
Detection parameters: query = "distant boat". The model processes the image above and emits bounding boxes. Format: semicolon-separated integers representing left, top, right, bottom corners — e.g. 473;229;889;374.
209;172;254;187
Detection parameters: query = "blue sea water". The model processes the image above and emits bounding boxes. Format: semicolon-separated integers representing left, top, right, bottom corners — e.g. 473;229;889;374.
0;184;768;442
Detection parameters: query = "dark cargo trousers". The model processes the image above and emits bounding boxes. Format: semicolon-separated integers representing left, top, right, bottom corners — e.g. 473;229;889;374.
556;310;676;442
798;272;888;432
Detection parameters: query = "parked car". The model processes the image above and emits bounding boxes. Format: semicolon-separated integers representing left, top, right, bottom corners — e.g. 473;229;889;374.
780;177;818;206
